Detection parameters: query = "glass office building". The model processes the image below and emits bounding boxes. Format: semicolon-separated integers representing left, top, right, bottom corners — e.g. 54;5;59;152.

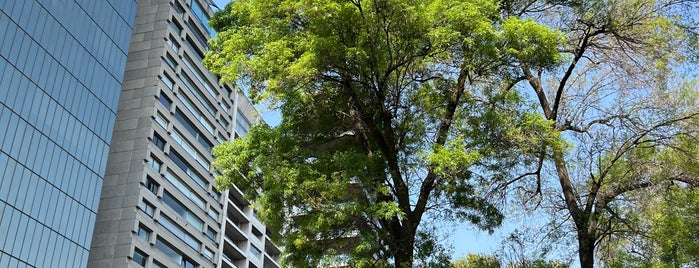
87;0;281;267
0;1;137;267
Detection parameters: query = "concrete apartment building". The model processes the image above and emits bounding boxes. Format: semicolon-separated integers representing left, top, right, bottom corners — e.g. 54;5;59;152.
0;0;280;268
87;0;281;268
0;1;138;267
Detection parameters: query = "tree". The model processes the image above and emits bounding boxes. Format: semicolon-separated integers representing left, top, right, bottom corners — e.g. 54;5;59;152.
452;253;569;268
601;187;699;268
205;0;563;266
493;0;699;267
453;254;501;268
600;134;699;267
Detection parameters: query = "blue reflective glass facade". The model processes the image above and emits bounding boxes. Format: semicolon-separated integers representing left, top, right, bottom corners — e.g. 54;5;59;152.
0;1;137;267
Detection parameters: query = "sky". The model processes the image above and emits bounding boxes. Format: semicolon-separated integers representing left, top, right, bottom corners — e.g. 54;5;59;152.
208;0;559;262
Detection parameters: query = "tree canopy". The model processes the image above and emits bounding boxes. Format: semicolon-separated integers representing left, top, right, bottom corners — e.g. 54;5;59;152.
205;0;699;267
489;0;699;266
206;0;563;267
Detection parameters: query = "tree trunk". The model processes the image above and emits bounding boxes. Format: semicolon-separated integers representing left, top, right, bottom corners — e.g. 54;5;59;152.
577;232;595;268
393;231;415;268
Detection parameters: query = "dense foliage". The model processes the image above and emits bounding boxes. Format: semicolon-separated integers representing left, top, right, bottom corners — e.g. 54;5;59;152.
205;0;699;267
206;0;562;267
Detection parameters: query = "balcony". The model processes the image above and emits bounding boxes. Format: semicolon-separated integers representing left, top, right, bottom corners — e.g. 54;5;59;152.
263;253;281;268
226;197;249;226
222;234;246;268
225;218;248;243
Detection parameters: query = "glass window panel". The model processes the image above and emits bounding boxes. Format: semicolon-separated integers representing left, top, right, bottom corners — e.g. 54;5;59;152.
151;260;166;268
0;107;10;143
155;239;187;265
162;191;203;230
179;73;215;115
140;200;155;217
0;207;14;243
152;133;166;151
154;112;168;129
175;90;214;135
250;245;262;259
6;165;24;205
174;109;212;151
164;170;204;209
158;215;200;250
171;129;209;169
160;73;174;90
164;53;177;71
159;92;172;110
0;158;15;200
190;0;215;37
137;225;151;241
4;209;20;252
206;227;216;241
207;207;218;221
168;150;207;189
148;155;162;172
20;220;36;261
204;247;214;261
133;248;147;266
145;176;160;195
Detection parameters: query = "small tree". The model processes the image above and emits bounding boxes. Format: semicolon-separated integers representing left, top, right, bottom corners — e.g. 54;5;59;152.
453;254;501;268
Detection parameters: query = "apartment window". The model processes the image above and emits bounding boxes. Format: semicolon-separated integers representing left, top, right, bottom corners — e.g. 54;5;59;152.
137;225;152;241
159;215;201;250
180;73;216;116
169;150;207;189
151;260;166;268
166;36;180;53
182;54;217;99
132;248;148;266
250;245;262;259
220;100;231;113
158;92;172;110
145;176;160;195
206;227;216;241
155;238;198;268
140;200;155;217
210;190;220;203
176;91;214;135
152;134;166;151
218;116;230;131
163;54;177;71
147;155;162;172
162;191;204;231
164;169;205;209
187;21;209;50
155;112;169;129
171;129;209;169
217;133;226;144
207;207;219;221
204;247;214;261
224;85;234;98
252;227;263;241
173;1;185;17
236;112;251;136
174;108;213;151
191;0;216;37
169;20;183;36
161;73;174;90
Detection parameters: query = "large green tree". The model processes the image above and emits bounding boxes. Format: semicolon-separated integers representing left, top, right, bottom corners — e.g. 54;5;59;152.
205;0;563;267
494;0;699;267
